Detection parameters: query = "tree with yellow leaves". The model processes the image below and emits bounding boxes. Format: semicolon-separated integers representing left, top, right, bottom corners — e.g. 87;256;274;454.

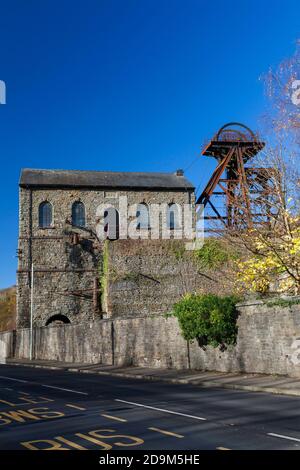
235;215;300;294
233;41;300;295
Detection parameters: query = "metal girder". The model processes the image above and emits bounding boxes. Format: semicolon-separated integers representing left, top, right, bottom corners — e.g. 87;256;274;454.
196;122;277;231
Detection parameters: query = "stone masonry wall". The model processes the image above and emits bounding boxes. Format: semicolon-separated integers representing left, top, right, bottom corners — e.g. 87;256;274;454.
0;331;14;363
105;237;235;317
3;301;300;378
17;186;194;328
106;239;202;317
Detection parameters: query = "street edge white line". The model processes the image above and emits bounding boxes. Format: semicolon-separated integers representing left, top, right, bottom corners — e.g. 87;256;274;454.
0;375;28;383
0;375;88;395
42;384;88;395
115;399;206;421
267;432;300;443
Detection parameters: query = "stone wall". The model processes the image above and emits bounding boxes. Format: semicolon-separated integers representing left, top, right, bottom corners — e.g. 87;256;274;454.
13;321;113;364
106;240;202;317
0;331;14;363
2;301;300;377
6;316;188;368
187;300;300;377
17;186;194;328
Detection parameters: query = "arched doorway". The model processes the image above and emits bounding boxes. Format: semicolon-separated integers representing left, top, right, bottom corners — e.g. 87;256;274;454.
46;314;71;326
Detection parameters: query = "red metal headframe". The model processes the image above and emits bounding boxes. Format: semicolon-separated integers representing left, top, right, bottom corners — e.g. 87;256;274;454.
197;123;276;231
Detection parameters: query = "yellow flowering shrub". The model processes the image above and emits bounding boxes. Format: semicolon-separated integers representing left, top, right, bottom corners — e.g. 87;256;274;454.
235;216;300;294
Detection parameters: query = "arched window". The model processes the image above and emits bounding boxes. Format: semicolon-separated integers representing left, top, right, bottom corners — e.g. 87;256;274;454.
167;203;180;230
136;203;150;229
104;207;119;240
72;201;86;227
39;201;53;228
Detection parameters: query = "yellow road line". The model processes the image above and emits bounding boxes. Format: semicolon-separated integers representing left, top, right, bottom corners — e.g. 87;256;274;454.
0;399;16;406
55;436;87;450
75;433;111;449
148;427;184;438
65;404;86;411
216;447;231;450
38;396;54;402
101;413;127;422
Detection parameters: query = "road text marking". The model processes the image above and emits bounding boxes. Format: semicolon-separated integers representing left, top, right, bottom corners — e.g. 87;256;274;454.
55;436;87;450
115;399;206;421
149;427;184;438
21;428;144;450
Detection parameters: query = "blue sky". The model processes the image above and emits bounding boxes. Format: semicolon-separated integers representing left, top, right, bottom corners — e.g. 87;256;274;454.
0;0;299;288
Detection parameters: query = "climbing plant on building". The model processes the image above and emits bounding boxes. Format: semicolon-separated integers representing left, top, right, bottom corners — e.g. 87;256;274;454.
99;239;109;312
193;238;238;270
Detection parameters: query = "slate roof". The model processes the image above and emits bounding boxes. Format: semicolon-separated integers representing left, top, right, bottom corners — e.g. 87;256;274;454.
19;169;194;190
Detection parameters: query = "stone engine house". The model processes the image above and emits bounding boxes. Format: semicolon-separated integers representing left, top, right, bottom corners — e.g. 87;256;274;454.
17;168;195;328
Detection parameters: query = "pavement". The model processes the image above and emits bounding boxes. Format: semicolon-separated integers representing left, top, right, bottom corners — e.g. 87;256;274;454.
2;362;300;450
5;357;300;398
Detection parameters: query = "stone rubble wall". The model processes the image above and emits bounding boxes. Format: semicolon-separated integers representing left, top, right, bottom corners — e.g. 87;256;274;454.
0;331;14;363
17;186;195;328
2;301;300;377
106;239;203;317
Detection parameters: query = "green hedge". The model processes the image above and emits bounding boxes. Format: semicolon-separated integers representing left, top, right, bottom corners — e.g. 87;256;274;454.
172;293;239;348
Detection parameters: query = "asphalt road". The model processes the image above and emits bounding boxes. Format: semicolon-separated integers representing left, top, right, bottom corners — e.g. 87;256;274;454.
0;364;300;450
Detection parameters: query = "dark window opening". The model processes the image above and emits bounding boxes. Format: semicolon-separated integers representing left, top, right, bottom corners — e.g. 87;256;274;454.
167;203;180;230
39;201;53;228
72;201;86;227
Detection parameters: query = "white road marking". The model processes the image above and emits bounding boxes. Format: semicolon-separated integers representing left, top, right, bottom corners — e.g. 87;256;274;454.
42;384;88;395
0;375;88;395
0;375;28;383
115;399;206;421
267;432;300;443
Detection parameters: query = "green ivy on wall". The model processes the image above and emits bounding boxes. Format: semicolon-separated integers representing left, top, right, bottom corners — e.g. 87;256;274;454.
99;239;109;311
194;238;238;270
